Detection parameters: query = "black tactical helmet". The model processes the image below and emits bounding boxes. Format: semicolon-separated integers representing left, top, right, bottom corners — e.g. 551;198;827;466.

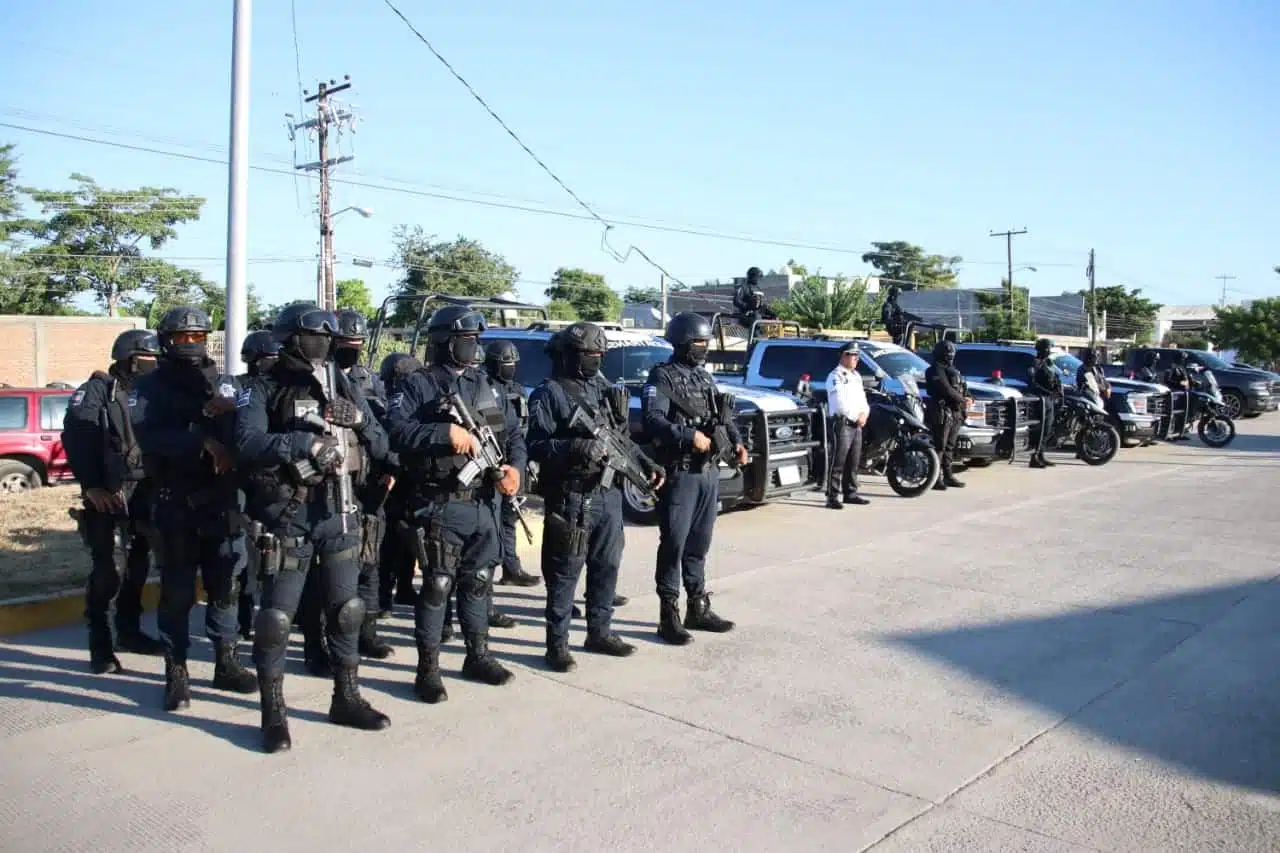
240;329;281;364
887;285;901;300
426;305;486;367
557;322;607;380
111;329;161;362
380;351;423;385
933;339;956;364
157;305;212;336
664;312;712;347
1176;349;1189;364
1035;338;1054;357
484;339;520;383
335;308;368;340
272;301;339;339
1144;349;1159;366
746;266;763;284
1083;347;1098;366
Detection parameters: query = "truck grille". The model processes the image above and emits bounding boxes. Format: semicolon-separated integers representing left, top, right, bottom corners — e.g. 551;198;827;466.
984;400;1014;429
735;415;758;453
1271;381;1280;397
764;412;812;451
1148;392;1171;417
1016;397;1042;422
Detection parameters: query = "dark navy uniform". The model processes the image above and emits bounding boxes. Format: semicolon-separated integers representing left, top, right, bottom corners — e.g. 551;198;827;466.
642;312;740;644
1027;338;1062;468
130;307;256;711
527;323;659;672
377;352;423;615
924;339;967;491
385;305;526;704
62;330;165;674
233;330;281;640
483;340;541;589
235;302;391;753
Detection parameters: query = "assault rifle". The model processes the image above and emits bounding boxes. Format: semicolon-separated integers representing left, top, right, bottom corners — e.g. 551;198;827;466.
565;404;657;497
439;390;532;536
289;363;358;534
664;389;741;470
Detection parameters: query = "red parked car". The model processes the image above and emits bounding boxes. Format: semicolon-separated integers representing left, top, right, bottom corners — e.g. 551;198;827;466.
0;387;76;492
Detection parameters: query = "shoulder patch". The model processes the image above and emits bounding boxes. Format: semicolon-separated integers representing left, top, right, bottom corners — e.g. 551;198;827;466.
643;385;657;400
236;388;252;409
127;389;138;407
69;389;85;407
218;382;236;399
390;392;404;411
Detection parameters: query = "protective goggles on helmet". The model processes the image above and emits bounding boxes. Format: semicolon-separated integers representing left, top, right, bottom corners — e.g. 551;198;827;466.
297;309;340;334
446;312;487;334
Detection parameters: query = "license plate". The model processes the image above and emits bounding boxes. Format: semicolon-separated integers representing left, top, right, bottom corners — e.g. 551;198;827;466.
776;465;801;486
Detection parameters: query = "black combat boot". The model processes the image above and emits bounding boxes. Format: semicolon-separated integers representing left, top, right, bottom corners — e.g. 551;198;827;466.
259;674;292;754
584;632;635;657
211;643;257;694
303;628;331;677
414;643;448;704
943;472;965;488
164;658;191;711
613;594;630;607
88;622;122;675
488;606;516;629
358;615;395;660
657;598;693;645
932;478;948;491
114;618;164;656
461;634;513;686
685;593;735;633
825;493;843;510
497;563;540;587
329;663;391;731
545;641;576;673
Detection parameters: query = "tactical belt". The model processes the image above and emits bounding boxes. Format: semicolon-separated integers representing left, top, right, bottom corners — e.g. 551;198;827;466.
419;486;488;504
559;473;608;494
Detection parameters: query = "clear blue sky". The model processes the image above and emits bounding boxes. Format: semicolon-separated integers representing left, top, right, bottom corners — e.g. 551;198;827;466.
3;0;1277;312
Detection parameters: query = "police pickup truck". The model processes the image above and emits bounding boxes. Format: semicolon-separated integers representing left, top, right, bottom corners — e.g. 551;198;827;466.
478;327;824;524
710;336;1034;467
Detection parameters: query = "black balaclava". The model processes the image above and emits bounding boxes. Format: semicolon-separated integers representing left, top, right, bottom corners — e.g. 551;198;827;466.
1083;349;1098;367
334;343;361;370
440;334;481;368
130;355;158;377
933;340;956;366
249;355;278;377
295;331;331;364
680;339;709;368
1035;339;1052;359
495;363;516;382
1145;351;1159;368
168;338;207;366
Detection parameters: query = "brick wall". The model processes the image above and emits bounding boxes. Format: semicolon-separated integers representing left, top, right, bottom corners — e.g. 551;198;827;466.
0;316;146;388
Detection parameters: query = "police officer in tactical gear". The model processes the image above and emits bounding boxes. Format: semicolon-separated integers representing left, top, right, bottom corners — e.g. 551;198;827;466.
234;330;282;640
235;302;392;753
63;329;166;674
881;286;907;346
482;340;541;589
377;351;423;616
527;323;665;672
1027;338;1063;468
732;266;777;334
642;311;744;644
1076;348;1109;402
130;306;258;711
924;340;969;491
1137;350;1160;383
1163;350;1194;439
385;305;527;704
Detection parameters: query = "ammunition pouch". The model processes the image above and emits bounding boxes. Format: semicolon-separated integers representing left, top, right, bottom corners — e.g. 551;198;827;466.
288;457;327;488
544;510;588;560
402;508;460;578
359;512;384;567
607;385;629;424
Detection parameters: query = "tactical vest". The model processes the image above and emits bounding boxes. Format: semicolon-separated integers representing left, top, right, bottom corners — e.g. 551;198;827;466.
138;369;238;489
92;372;145;484
263;371;364;483
497;379;529;432
656;363;712;425
404;366;506;489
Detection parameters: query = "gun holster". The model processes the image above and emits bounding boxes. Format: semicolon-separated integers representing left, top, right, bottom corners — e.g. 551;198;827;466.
544;509;588;560
359;512;384;567
249;521;283;577
402;509;459;575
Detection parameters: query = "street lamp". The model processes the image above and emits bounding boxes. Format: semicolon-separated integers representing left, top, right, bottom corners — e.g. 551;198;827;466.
318;206;374;307
1013;266;1038;330
333;206;373;218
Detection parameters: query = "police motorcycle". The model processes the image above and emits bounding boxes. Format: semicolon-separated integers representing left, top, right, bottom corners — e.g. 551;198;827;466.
859;373;940;498
1045;385;1121;466
1179;366;1236;448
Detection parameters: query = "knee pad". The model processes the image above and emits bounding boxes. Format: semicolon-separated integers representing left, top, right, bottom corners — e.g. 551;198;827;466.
254;608;292;648
459;567;491;599
425;574;452;608
334;597;366;633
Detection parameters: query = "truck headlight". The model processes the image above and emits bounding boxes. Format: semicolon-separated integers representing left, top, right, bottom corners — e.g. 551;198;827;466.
964;400;987;428
1127;393;1147;415
1249;381;1270;393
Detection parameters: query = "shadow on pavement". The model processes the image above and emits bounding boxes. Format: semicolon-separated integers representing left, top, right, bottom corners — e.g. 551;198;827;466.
882;578;1280;794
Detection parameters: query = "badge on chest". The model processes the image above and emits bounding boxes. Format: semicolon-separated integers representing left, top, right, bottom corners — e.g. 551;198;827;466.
294;400;321;420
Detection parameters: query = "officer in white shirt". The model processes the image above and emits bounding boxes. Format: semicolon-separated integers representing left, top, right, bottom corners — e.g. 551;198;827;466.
824;342;870;509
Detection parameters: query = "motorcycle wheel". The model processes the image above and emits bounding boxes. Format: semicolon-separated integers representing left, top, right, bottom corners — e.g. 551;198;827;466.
1197;415;1235;448
1077;423;1120;466
886;442;940;497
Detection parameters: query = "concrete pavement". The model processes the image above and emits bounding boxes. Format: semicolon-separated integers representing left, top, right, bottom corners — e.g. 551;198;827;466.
1;422;1278;852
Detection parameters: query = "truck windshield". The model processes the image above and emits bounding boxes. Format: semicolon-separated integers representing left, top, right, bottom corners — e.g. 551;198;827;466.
604;345;671;383
1052;353;1084;375
1189;350;1230;370
757;344;844;381
869;350;928;380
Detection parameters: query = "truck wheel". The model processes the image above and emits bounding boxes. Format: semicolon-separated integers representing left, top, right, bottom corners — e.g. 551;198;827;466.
621;479;658;525
0;460;40;493
1220;390;1244;420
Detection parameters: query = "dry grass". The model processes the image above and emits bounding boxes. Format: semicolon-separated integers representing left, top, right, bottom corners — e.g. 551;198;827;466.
0;485;89;601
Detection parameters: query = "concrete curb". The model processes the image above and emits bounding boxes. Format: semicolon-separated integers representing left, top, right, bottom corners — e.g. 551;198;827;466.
0;517;544;638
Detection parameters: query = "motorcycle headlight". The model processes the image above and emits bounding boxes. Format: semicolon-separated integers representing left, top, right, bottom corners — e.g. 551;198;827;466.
964;399;987;428
1127;393;1147;415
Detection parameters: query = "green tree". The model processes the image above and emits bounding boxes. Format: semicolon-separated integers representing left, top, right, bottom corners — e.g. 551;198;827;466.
975;282;1032;341
624;286;660;304
544;267;622;322
1211;298;1280;365
0;144;72;315
1162;330;1210;349
546;299;579;321
775;275;872;330
389;225;517;325
336;278;377;321
1080;285;1161;342
16;173;205;316
861;241;961;290
123;279;266;330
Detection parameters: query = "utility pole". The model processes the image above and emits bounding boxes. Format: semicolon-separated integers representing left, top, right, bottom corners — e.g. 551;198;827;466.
659;272;669;326
1214;274;1237;308
1087;248;1097;346
990;227;1028;329
222;0;252;375
292;76;354;312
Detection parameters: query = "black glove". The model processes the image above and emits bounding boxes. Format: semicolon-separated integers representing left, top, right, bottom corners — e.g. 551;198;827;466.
570;438;608;464
326;397;363;428
311;436;342;474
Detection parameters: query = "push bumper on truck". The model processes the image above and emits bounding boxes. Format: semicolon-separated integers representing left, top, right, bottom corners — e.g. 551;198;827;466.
960;397;1039;462
739;405;825;503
